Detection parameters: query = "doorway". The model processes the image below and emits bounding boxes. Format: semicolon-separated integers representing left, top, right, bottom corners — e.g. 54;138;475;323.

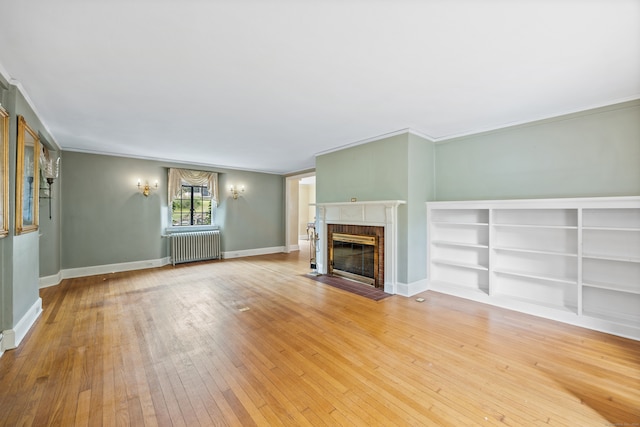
284;172;315;254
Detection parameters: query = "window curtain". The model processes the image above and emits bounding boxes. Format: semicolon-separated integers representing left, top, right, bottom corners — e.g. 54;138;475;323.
168;168;219;205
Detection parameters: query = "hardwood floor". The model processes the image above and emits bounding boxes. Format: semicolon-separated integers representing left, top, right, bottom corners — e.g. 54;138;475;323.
1;244;639;426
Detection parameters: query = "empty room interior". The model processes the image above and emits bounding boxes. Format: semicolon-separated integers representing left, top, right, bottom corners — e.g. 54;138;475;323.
0;1;639;425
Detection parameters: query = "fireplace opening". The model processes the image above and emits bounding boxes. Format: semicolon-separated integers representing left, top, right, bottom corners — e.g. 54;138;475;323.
329;233;378;286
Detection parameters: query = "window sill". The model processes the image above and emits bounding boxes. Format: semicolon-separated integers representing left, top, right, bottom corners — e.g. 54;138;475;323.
166;225;219;234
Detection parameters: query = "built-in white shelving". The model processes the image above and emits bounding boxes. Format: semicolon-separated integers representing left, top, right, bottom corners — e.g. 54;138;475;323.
427;196;640;340
430;208;490;295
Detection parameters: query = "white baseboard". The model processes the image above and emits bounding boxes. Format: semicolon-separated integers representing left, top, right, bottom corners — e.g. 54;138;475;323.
0;330;12;353
38;245;294;288
39;271;63;288
61;257;171;280
2;297;42;352
394;278;429;297
223;246;285;259
39;248;290;288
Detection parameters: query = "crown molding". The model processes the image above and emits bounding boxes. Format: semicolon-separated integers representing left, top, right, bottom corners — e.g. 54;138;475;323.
314;128;437;159
431;96;640;144
406;128;436;142
0;61;11;87
0;61;62;151
313;97;640;155
62;146;286;175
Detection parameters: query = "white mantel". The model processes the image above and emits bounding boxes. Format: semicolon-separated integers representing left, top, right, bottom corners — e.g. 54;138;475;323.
314;200;406;294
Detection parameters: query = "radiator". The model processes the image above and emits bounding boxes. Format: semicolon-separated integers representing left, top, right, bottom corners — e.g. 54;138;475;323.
170;230;221;265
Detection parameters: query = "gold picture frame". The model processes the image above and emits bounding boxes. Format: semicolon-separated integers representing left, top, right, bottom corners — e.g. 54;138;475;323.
15;115;40;235
0;106;8;237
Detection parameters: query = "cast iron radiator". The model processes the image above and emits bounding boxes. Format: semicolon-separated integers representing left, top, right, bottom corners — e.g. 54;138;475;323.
170;230;221;265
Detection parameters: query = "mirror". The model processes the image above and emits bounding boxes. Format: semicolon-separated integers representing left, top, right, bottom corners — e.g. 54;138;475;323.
0;106;7;237
16;115;40;235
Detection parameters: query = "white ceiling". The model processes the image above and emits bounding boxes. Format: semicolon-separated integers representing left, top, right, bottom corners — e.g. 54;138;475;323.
0;0;638;174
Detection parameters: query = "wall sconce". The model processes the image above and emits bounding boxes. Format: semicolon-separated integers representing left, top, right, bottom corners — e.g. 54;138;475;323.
229;185;245;199
43;155;60;219
138;179;158;197
44;156;60;187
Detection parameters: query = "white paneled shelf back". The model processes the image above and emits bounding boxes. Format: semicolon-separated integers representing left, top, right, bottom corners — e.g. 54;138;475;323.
426;196;640;340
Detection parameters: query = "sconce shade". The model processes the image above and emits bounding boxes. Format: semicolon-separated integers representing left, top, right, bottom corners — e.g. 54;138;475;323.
44;156;60;180
229;185;245;199
138;179;159;197
39;145;60;181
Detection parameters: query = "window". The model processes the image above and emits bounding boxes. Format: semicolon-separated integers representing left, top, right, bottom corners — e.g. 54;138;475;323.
172;184;213;226
167;168;218;228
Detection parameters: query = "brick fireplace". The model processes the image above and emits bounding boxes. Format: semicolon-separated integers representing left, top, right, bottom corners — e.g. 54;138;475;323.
314;200;405;294
327;224;384;287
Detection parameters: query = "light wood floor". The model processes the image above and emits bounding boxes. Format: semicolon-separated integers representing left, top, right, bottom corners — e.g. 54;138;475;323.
1;244;639;426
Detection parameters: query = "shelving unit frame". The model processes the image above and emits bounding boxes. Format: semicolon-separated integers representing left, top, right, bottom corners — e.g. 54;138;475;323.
426;196;640;340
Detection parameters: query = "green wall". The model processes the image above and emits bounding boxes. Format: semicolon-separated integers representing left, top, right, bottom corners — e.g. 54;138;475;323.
435;100;640;200
215;168;285;253
61;151;285;269
406;133;435;283
38;144;61;278
1;82;56;334
316;133;409;203
61;152;165;269
12;88;41;326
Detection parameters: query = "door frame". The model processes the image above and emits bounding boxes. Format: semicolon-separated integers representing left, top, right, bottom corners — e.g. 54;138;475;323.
284;172;315;253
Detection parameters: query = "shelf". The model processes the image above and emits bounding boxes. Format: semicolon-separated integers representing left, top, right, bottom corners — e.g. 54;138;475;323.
493;223;577;230
583;208;640;230
432;240;489;249
432;259;488;271
493;293;578;314
583;253;640;263
429;280;490;296
493;246;577;257
583;226;640;232
429;209;489;225
582;307;640;326
493;268;577;285
492;208;578;228
432;221;489;227
582;280;640;295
